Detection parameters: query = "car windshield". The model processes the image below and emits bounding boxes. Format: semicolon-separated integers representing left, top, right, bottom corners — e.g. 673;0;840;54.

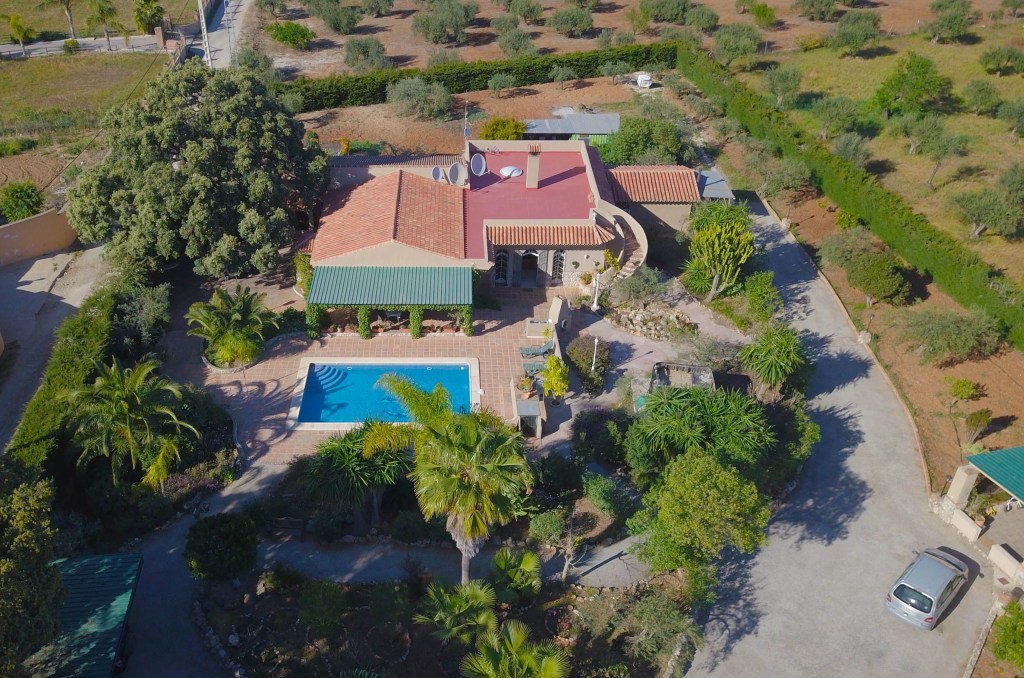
894;584;933;613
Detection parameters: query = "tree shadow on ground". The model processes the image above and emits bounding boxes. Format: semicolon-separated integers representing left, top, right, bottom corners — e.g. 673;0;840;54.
769;403;871;548
692;551;763;673
799;330;874;396
864;158;896;178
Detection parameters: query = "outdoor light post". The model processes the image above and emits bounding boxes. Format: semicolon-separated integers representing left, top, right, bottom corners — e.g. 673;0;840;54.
590;337;599;374
591;271;600;313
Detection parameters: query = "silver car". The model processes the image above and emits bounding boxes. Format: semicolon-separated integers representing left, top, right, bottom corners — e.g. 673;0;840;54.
885;548;969;630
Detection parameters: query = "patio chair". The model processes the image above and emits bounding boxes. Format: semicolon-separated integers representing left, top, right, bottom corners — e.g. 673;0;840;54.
520;339;554;358
523;361;546;376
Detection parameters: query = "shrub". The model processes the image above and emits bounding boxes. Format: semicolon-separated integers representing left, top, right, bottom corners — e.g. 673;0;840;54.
833;132;869;168
835;208;859;231
137;492;174;529
481;116;526;139
362;0;393;16
547;7;593;37
744;270;782;324
265;21;316;49
572;409;631;464
386;77;453;119
311;508;354;541
428;48;461;67
488;72;518;97
0;181;44;222
713;23;760;66
299;580;348;634
818;228;874;268
566;334;612;394
294;252;313;296
685;5;718;33
63;38;79;55
750;3;776;28
962;79;1002;116
550;64;578;89
302;0;362;33
413;0;478;44
582;472;635;520
498;27;537;57
265;563;306;591
0;137;35;157
344;36;391;73
615;30;636;46
529;510;564;546
845;250;909;307
899;308;1003;365
640;0;689;23
529;450;586;506
993;601;1024;671
964;408;992;445
491;12;520;34
510;0;543;22
793;0;837;21
391;509;436;542
184;513;258;580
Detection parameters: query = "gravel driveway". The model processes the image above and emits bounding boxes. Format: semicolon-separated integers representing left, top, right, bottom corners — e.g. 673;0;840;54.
687;196;992;677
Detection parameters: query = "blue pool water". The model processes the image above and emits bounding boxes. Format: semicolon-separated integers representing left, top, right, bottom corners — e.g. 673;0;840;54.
297;363;472;423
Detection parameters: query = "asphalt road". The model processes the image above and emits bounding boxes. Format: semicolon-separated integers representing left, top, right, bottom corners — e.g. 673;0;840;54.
686;196;992;677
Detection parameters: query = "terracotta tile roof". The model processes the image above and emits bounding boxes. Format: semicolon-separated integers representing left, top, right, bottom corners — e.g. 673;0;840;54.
329;154;463;167
487;223;616;247
606;166;701;204
312;171;465;263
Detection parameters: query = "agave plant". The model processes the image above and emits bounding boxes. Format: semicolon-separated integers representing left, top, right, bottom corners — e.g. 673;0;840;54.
186;285;279;367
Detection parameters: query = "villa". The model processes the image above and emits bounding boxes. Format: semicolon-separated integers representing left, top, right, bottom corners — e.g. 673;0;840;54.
307;139;704;311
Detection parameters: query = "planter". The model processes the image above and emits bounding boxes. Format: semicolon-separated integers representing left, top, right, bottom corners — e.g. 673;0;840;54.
201;351;257;374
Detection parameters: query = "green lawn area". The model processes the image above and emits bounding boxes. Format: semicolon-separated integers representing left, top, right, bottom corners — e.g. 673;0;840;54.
0;0;197;38
737;22;1024;278
0;52;165;132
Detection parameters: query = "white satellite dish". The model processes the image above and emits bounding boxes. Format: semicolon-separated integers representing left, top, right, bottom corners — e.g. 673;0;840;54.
637;73;653;89
448;162;466;186
499;166;523;178
431;166;446;183
470;153;487;176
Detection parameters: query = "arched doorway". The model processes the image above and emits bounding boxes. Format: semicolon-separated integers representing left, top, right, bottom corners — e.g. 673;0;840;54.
520;250;539;288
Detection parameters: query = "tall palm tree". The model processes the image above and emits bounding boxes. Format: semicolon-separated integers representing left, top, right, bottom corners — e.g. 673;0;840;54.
414;581;497;649
739;322;806;400
66;356;199;493
84;0;122;51
304;422;409;526
488;547;541;606
186;285;279;367
2;14;36;56
460;620;569;678
38;0;78;38
365;375;532;585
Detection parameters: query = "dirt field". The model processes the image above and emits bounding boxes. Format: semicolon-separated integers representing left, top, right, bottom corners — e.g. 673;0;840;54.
299;76;638;152
243;0;1003;78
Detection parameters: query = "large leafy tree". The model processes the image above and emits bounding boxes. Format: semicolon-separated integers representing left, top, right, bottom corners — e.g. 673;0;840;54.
185;285;279;367
764;66;801;109
924;0;973;43
812;95;859;140
924;125;969;190
739;322;807;399
713;23;760;66
949;188;1021;239
67;59;328;278
628;453;770;587
873;52;953;118
625;386;775;488
0;476;64;675
65;356;199;492
415;581;497;649
461;620;570;678
829;9;880;55
366;376;532;584
600;116;691;166
304;422;409;526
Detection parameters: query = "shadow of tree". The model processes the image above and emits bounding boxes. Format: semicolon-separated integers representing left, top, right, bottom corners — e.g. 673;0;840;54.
799;330;874;396
692;551;763;673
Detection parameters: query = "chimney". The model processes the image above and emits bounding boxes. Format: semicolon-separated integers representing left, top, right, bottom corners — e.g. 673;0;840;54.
526;143;540;189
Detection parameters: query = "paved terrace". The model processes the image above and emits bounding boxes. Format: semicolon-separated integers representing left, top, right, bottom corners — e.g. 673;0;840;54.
165;285;566;465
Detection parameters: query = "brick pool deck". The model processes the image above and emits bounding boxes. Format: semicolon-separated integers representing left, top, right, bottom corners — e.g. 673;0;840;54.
167;287;567;466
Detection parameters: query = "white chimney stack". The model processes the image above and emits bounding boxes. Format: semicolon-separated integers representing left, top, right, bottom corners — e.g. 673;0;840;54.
526;143;540;189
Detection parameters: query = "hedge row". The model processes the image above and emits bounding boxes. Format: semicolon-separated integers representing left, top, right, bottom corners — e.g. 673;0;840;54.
672;44;1024;349
282;42;679;112
5;284;118;467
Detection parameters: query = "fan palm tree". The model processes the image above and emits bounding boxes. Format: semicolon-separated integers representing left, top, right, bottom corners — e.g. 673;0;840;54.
2;14;36;56
38;0;78;38
304;422;409;526
414;581;497;649
460;620;569;678
186;285;279;367
739;322;806;400
65;356;199;493
364;375;532;585
84;0;122;51
488;547;541;606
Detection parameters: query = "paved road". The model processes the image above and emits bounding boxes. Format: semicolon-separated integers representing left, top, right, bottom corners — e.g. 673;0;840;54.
687;196;992;677
192;0;252;68
0;34;160;59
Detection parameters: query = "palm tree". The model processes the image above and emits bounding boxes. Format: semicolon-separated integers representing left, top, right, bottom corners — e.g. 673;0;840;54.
38;0;78;38
186;285;279;367
739;322;806;400
84;0;122;51
66;356;199;493
2;14;37;56
414;581;497;649
304;422;409;526
488;547;541;606
460;620;569;678
365;375;532;585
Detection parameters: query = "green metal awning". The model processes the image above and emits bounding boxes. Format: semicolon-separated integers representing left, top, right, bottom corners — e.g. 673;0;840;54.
967;446;1024;501
24;553;143;678
307;266;473;306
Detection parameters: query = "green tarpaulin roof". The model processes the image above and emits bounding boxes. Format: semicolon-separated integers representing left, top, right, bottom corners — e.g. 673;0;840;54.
24;553;143;678
967;446;1024;501
308;266;473;306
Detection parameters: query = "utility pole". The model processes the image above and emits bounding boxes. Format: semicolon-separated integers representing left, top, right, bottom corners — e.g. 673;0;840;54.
198;0;212;67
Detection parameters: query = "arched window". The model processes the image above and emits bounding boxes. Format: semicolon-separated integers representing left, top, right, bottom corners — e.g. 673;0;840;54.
494;249;509;286
551;249;566;282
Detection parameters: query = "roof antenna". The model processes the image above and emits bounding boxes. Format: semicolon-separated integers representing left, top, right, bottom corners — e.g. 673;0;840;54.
463;99;470;139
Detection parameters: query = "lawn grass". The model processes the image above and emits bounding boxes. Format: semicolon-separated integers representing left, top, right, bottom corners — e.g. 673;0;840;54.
0;52;164;133
737;22;1024;278
0;0;197;38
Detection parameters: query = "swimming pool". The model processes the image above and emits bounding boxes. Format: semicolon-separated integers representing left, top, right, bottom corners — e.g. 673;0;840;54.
287;358;480;429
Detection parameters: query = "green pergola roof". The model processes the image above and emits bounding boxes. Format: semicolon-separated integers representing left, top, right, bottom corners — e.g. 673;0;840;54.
24;553;143;678
967;446;1024;501
308;266;473;306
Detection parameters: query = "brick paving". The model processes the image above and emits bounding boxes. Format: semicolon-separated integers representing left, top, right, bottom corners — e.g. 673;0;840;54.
165;286;567;466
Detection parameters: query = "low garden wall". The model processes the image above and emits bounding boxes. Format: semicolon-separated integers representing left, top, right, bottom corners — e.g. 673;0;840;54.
0;209;77;268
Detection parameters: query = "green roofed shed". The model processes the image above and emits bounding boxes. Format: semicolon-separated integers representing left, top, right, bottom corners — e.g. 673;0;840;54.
967;446;1024;501
24;553;143;678
307;266;473;307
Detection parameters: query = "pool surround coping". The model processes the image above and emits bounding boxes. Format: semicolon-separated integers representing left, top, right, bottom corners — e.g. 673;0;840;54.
285;357;482;431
